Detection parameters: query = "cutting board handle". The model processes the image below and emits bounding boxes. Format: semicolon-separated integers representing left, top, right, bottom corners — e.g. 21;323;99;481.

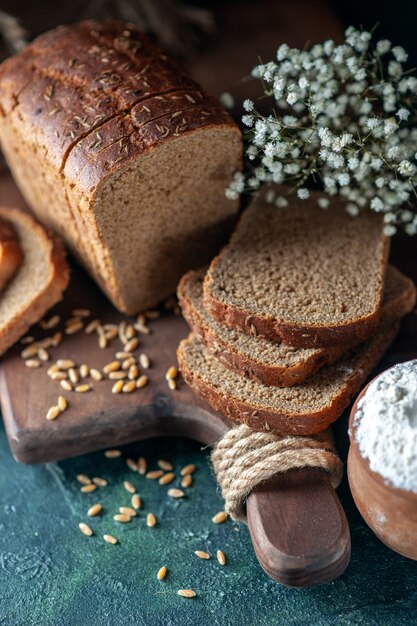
246;467;351;587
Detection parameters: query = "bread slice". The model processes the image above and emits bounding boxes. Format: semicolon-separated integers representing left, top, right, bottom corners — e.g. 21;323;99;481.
178;269;415;434
0;208;70;356
204;190;389;348
0;216;23;292
179;266;415;387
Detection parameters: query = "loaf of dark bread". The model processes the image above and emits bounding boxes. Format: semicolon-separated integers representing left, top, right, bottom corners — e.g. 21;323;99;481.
0;21;242;314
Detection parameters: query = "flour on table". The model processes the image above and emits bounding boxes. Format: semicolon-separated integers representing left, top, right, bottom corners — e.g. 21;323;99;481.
354;359;417;493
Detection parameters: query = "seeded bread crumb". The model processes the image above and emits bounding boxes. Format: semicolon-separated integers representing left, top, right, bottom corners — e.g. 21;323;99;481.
204;189;389;348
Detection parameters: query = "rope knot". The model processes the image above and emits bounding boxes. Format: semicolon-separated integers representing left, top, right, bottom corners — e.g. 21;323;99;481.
211;425;343;522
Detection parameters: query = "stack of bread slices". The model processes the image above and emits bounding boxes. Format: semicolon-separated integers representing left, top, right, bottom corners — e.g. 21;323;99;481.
177;190;416;436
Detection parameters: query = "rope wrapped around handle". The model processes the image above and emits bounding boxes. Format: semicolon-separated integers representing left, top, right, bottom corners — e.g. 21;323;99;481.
211;425;343;522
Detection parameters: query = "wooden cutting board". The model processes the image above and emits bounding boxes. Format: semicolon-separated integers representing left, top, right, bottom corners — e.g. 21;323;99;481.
0;172;351;587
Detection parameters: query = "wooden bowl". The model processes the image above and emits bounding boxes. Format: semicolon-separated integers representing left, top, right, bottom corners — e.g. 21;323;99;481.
348;377;417;560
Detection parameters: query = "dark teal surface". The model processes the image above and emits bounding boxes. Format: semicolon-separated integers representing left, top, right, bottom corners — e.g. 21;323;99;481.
0;414;417;626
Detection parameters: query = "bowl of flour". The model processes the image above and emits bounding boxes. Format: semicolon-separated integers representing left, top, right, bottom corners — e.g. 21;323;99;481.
348;359;417;560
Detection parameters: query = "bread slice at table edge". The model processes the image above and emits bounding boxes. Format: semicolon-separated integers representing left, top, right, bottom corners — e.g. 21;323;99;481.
179;265;415;388
0;207;70;356
203;194;390;349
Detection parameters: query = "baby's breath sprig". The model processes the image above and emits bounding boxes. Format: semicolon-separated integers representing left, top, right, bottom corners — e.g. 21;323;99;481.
226;26;417;235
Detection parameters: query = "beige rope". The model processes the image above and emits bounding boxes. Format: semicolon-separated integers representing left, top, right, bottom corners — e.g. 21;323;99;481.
211;425;343;522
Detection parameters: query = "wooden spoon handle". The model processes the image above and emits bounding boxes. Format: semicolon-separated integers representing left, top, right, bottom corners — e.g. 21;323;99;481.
246;467;351;587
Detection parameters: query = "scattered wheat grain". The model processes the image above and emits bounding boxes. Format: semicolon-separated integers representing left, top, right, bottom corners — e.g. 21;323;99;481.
103;534;118;544
216;550;226;565
177;589;196;598
167;488;185;499
79;523;93;536
212;511;228;524
87;503;102;517
146;513;156;527
157;566;167;580
195;551;210;560
105;449;121;459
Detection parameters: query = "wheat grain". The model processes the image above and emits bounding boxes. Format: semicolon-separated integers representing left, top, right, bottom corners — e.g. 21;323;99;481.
85;319;100;334
212;511;228;524
90;368;103;381
181;475;193;488
103;361;121;374
167;488;185;499
126;458;138;472
177;590;196;598
25;359;41;368
159;472;175;485
195;551;210;560
65;321;84;335
216;550;226;565
128;365;139;380
87;503;102;517
104;449;121;458
72;308;90;318
38;348;50;362
139;353;150;369
79;523;93;536
103;534;118;544
79;364;89;378
157;460;173;471
119;506;136;517
123;480;136;494
68;368;79;384
75;384;91;393
131;494;142;509
58;396;67;411
146;470;163;480
113;514;131;523
136;375;148;389
167;379;176;391
60;380;73;391
165;366;178;380
180;464;196;476
56;359;75;369
157;566;167;580
76;474;91;485
46;405;60;421
109;371;127;380
124;338;139;352
81;484;97;493
137;457;147;475
92;477;108;487
122;380;136;393
146;513;156;527
112;380;124;394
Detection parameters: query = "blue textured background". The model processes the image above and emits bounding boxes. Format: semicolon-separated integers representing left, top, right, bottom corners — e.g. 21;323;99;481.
1;411;417;626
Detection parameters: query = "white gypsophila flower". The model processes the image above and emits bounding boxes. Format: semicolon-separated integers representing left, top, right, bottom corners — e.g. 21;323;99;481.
226;26;417;234
397;108;410;121
297;188;310;199
243;99;254;112
383;224;397;236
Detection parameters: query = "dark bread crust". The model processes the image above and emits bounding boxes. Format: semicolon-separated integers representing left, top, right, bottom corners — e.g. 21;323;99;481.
178;269;344;387
0;208;70;356
0;218;23;292
177;320;401;436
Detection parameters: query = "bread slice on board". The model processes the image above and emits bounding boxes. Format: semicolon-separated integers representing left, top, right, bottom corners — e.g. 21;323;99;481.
204;190;389;348
0;208;70;356
179;266;416;387
178;271;415;435
0;216;23;292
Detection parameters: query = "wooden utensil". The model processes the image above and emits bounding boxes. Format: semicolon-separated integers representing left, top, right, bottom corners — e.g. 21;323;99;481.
348;379;417;561
0;260;350;587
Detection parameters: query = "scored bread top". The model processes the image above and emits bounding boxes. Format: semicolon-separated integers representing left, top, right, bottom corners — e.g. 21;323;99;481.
204;189;390;348
179;265;416;387
0;208;69;356
0;20;239;193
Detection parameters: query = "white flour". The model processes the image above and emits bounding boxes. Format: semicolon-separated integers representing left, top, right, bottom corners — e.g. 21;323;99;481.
354;359;417;493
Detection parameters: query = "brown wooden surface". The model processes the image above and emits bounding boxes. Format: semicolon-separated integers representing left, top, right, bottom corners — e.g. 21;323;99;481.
247;468;351;586
0;172;351;588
